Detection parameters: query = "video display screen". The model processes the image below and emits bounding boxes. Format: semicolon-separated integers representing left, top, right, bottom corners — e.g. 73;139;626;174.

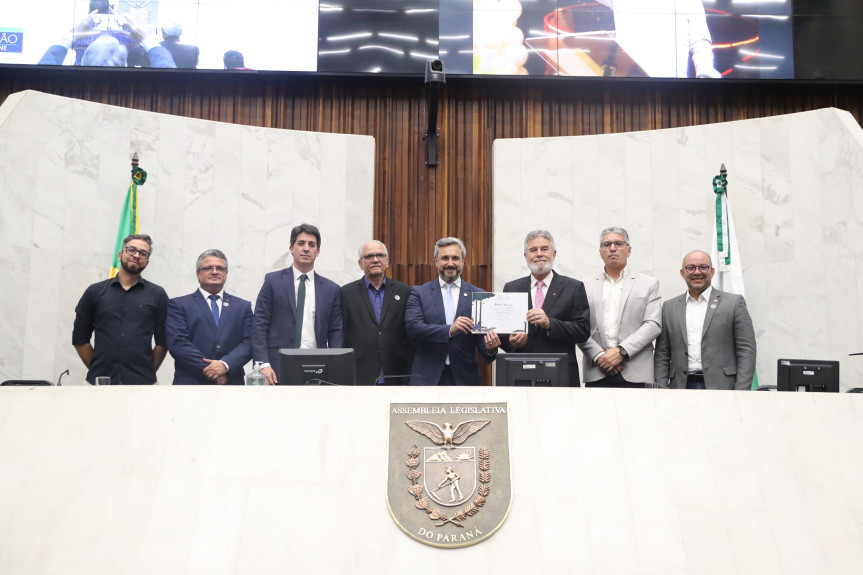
0;0;818;80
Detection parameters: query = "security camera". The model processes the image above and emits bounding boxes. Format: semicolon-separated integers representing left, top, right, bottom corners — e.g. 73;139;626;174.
425;59;446;86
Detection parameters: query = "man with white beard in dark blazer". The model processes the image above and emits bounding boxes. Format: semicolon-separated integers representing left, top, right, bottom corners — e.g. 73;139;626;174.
340;241;413;385
500;229;591;386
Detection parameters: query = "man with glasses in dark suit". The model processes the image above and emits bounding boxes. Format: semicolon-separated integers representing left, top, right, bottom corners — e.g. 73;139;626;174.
166;249;252;385
340;241;413;385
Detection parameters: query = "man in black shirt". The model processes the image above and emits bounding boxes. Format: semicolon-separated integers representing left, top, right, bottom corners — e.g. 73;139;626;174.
73;234;169;385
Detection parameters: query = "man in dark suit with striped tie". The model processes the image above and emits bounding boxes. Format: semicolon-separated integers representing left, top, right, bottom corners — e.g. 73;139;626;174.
166;249;253;385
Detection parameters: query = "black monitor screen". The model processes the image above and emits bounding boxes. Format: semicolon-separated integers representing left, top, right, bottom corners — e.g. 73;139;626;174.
8;3;863;81
495;353;568;387
0;0;806;79
777;359;839;393
278;348;356;386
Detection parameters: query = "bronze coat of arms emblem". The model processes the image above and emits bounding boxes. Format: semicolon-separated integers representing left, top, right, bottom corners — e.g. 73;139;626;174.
387;403;512;548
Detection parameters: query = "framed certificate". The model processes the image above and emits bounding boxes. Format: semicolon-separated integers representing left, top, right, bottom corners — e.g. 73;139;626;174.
471;293;528;334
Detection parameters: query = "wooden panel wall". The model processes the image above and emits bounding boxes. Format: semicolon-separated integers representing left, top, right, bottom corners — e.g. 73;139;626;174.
2;68;862;383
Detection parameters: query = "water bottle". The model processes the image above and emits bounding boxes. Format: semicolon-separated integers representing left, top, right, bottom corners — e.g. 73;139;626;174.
246;365;267;386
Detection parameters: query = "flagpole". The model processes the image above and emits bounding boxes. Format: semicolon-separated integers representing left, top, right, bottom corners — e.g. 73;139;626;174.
108;153;145;278
710;164;758;389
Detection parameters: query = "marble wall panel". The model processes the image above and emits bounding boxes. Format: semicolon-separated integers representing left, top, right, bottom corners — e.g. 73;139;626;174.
1;386;862;574
0;90;374;385
494;109;863;390
649;127;682;279
569;135;599;262
622;131;654;261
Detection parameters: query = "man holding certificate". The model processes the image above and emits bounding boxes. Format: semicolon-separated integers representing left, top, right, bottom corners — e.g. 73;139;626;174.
500;230;591;386
405;237;500;386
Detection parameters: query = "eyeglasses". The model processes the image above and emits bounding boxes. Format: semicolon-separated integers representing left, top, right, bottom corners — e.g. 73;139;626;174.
600;241;628;249
200;266;228;273
362;253;388;261
683;264;711;273
124;246;150;259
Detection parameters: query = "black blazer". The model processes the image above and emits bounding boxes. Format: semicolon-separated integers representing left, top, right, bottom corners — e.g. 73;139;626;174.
501;272;591;386
160;40;199;68
340;277;414;385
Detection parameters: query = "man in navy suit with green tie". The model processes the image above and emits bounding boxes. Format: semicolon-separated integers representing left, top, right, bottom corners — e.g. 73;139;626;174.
251;223;343;385
166;249;253;385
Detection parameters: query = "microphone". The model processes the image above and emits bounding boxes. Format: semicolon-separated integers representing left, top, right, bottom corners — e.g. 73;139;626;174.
56;369;70;386
375;373;431;385
304;378;343;386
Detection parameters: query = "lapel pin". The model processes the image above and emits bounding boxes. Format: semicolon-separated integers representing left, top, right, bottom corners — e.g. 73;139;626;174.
710;303;717;309
395;295;400;301
223;301;230;307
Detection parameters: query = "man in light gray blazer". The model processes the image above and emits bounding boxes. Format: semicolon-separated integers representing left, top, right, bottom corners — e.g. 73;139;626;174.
654;250;756;390
577;227;662;387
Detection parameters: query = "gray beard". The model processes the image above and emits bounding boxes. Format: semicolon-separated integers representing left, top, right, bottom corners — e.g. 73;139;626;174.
528;261;551;275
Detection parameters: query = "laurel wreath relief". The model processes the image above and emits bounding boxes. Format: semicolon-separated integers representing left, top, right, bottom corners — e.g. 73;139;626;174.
405;444;491;528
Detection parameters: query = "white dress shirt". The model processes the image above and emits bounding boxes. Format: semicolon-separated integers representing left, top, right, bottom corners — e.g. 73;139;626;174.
685;286;712;373
601;267;627;348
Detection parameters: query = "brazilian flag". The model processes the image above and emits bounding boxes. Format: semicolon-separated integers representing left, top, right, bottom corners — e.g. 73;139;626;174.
109;166;147;278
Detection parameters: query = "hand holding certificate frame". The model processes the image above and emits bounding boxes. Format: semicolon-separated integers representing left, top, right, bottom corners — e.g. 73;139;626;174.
471;293;528;334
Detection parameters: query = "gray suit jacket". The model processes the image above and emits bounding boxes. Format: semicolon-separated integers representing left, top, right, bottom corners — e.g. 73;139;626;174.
654;288;756;390
577;270;662;384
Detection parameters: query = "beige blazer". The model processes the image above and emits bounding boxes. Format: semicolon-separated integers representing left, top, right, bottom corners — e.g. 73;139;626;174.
578;270;662;384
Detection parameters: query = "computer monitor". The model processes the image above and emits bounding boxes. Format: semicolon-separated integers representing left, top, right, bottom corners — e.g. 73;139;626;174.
494;353;569;387
277;348;357;386
777;359;840;393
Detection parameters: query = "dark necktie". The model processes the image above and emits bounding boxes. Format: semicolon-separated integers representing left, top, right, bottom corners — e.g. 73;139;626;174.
209;294;220;327
295;274;308;347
